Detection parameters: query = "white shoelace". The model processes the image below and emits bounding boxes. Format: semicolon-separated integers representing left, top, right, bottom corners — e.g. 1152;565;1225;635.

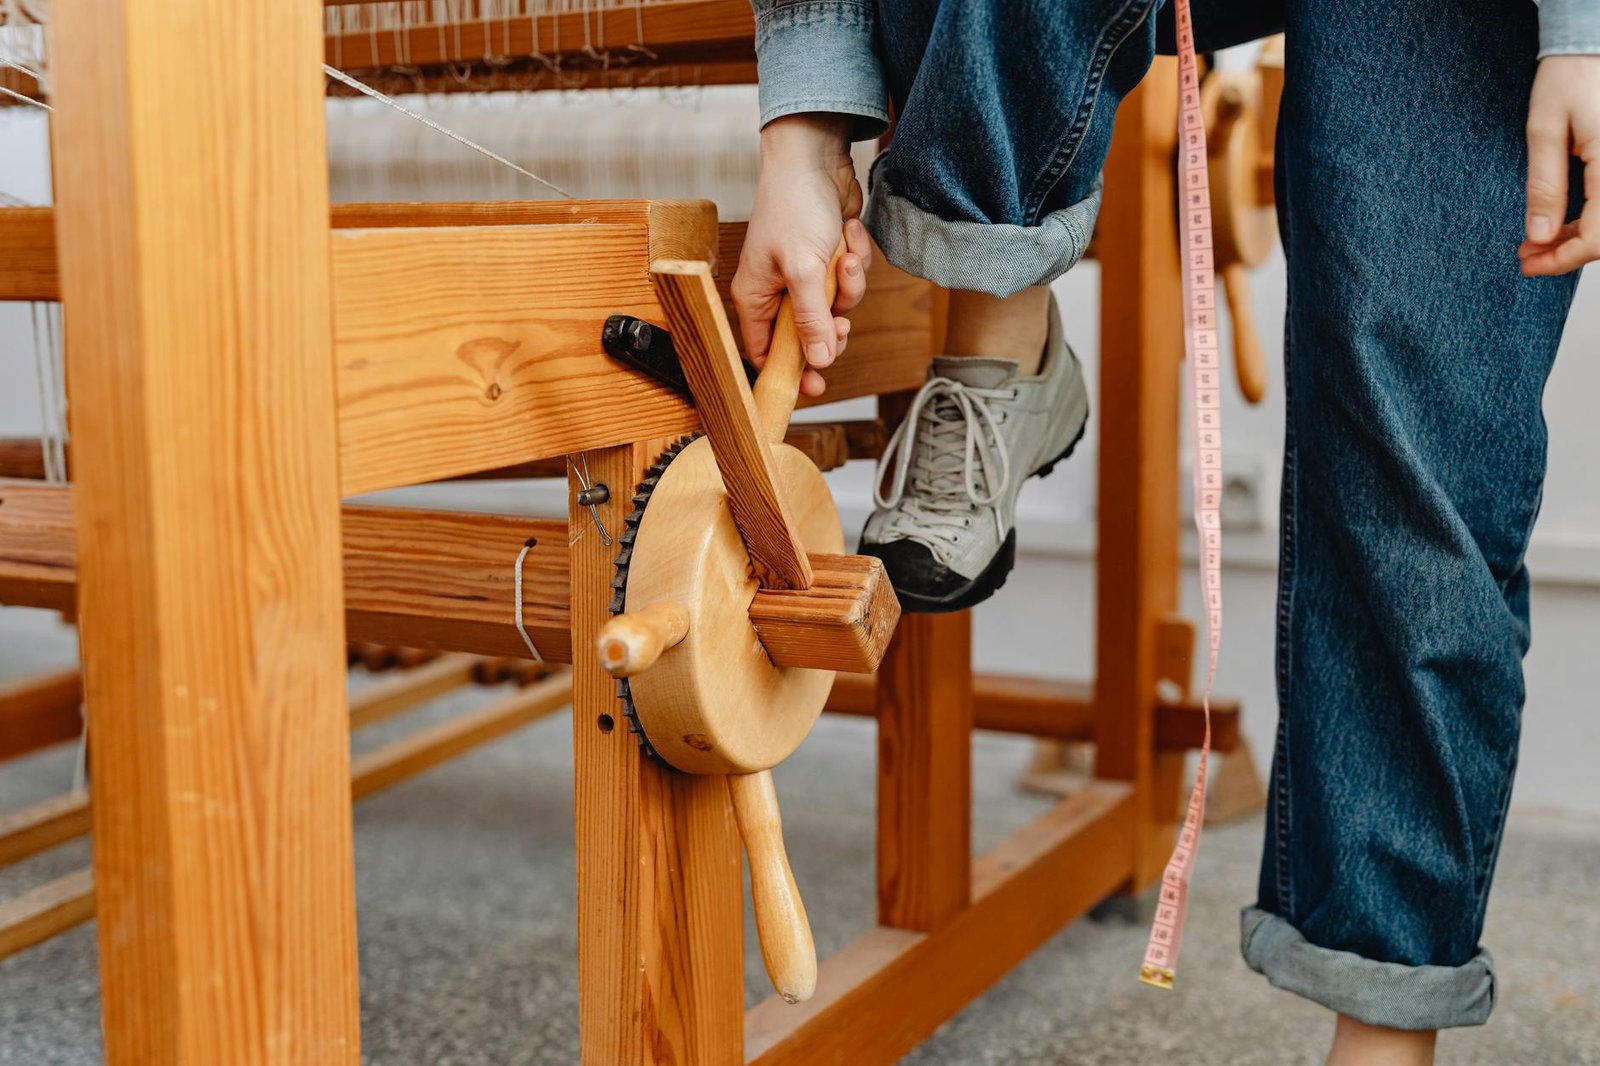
875;376;1014;544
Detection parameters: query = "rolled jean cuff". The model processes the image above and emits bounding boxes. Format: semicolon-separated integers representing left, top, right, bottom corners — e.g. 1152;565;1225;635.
1240;907;1496;1030
862;175;1100;298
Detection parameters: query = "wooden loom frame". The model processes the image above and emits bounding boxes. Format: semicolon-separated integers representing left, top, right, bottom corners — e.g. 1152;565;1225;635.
0;1;1244;1062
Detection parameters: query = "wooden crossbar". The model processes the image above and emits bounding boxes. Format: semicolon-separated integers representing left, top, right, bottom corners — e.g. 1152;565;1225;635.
825;673;1241;753
0;669;84;763
323;0;755;72
0;207;932;497
745;783;1135;1063
0;673;573;963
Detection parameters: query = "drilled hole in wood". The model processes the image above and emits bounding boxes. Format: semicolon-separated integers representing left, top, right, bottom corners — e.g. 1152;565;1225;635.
597;714;615;733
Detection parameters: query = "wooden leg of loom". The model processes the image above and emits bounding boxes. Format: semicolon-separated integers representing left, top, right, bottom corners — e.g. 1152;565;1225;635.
1092;61;1191;890
50;1;361;1062
569;444;744;1066
876;612;974;932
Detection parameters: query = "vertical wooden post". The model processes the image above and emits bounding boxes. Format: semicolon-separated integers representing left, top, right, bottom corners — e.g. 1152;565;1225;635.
1093;60;1189;888
569;444;744;1066
50;2;360;1064
875;310;972;933
875;612;975;931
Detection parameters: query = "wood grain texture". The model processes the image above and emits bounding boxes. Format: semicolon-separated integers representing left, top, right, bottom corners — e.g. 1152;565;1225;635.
650;260;812;590
747;554;900;674
1092;61;1191;889
50;0;362;1060
728;770;816;1004
745;784;1136;1065
619;438;842;774
569;444;744;1066
0;482;574;662
825;672;1240;752
0;208;57;301
0;668;83;762
0;868;96;963
875;613;974;932
0;792;91;868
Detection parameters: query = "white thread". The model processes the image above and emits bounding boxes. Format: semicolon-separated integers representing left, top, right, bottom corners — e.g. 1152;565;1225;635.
324;63;575;197
513;542;546;662
0;81;48;109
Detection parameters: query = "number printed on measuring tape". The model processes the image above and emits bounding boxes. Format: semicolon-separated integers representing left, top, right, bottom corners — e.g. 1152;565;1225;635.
1140;0;1223;992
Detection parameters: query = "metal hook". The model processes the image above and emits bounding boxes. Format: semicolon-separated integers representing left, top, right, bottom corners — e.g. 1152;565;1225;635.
567;454;613;546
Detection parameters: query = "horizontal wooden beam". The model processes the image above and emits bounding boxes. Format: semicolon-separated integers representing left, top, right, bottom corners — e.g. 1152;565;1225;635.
0;480;574;661
1;205;931;493
0;869;96;963
745;783;1135;1064
825;673;1239;753
323;0;754;72
0;668;84;763
0;792;91;868
0;483;908;673
0;674;573;962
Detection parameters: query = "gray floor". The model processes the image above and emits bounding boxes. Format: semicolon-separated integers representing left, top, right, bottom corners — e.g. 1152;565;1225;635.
2;684;1597;1066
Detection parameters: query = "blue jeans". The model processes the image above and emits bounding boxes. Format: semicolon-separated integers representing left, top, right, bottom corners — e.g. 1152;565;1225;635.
863;0;1584;1031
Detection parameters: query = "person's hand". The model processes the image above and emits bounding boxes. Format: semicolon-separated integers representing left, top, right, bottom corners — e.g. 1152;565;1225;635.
733;114;874;397
1520;55;1600;276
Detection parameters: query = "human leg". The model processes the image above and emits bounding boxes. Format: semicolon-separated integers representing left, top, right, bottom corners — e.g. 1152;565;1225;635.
1248;0;1583;1038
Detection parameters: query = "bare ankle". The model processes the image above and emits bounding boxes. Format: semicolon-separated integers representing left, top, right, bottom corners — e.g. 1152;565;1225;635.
944;286;1052;374
1325;1014;1437;1066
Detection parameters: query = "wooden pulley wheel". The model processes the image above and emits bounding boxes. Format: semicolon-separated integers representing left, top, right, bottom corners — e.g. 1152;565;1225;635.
594;239;900;1006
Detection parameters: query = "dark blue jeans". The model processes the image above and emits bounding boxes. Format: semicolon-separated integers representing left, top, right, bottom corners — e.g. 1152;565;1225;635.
863;0;1583;1031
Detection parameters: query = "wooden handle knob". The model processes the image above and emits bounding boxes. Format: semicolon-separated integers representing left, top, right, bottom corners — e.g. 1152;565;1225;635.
751;238;846;444
596;601;689;677
1221;263;1268;405
728;770;816;1004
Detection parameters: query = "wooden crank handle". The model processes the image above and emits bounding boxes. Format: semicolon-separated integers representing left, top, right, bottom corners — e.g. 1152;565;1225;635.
596;601;689;677
751;238;847;444
1221;262;1268;405
728;770;817;1004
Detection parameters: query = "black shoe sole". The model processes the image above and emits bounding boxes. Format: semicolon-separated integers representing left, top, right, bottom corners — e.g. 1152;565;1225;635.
873;417;1089;615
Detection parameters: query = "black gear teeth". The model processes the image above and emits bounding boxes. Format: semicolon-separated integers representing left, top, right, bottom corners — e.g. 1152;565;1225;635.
608;433;701;763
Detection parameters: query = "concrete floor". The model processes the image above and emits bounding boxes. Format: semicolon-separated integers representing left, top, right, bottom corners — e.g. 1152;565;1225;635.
2;683;1597;1065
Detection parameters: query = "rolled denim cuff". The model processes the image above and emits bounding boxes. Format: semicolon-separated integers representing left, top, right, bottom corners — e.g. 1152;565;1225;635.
754;1;889;141
1537;0;1600;56
863;173;1101;298
1241;907;1496;1030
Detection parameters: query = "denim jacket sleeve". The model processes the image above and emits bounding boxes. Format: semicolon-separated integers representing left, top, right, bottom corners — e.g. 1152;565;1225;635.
1537;0;1600;56
750;0;890;141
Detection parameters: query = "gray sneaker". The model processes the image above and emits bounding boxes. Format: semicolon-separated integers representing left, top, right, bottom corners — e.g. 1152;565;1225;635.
860;296;1089;613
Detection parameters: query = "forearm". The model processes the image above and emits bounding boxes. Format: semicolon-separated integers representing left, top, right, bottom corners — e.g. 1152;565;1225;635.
751;0;889;140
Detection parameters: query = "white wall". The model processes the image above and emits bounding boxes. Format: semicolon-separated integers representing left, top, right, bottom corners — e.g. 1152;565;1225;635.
2;84;1595;816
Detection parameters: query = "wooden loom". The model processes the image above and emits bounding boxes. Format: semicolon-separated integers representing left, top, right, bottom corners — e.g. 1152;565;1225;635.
0;1;1282;1062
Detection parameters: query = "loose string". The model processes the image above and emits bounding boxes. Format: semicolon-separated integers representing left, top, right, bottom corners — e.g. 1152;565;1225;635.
513;540;546;662
324;63;576;198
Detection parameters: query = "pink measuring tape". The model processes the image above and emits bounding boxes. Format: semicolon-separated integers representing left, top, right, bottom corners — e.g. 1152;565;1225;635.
1140;0;1223;991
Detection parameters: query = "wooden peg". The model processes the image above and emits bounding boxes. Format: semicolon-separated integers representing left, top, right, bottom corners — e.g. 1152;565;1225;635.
1221;264;1267;404
596;600;690;676
751;239;846;444
748;553;901;673
728;769;816;1004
